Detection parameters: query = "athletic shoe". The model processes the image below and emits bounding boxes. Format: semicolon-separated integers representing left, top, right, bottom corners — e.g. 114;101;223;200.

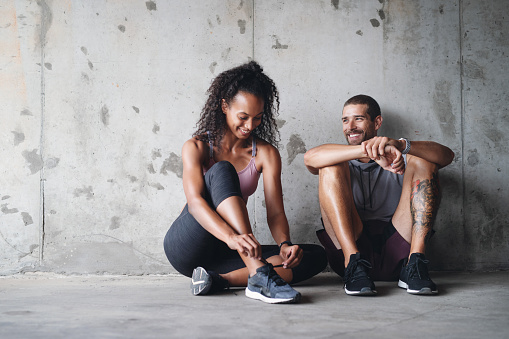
343;253;377;296
245;264;301;304
398;253;438;295
191;267;229;296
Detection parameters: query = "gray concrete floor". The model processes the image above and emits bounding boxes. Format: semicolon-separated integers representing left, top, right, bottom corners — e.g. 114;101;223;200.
1;271;508;338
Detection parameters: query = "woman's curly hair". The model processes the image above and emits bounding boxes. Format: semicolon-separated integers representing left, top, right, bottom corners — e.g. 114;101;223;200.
193;61;280;148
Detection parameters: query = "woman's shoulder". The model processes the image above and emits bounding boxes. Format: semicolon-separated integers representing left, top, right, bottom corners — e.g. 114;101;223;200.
183;136;209;158
254;137;281;167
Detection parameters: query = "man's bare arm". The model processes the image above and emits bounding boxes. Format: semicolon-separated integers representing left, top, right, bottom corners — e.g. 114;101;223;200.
304;144;366;175
364;137;454;169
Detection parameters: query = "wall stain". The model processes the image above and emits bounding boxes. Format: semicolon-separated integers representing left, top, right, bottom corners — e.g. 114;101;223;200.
378;10;385;20
286;134;307;165
238;19;246;34
110;216;121;230
11;131;25;146
81;46;88;55
88;60;94;70
433;81;456;135
145;1;157;11
132;106;140;113
147;163;156;174
160;152;183;178
128;175;138;183
370;19;380;27
44;63;52;70
238;0;244;10
81;72;90;83
2;195;11;200
356;30;363;36
209;61;217;73
463;59;485;79
21;109;32;116
37;0;53;48
73;186;94;199
100;105;110;126
151;149;162;160
1;203;19;214
272;37;288;50
149;182;165;190
45;157;60;169
21;212;33;226
216;15;221;25
22;149;43;174
331;0;339;10
276;119;286;129
152;123;160;134
439;5;444;14
118;25;126;33
467;149;479;167
221;47;232;60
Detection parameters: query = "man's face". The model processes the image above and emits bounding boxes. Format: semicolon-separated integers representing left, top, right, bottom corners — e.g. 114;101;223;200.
342;104;380;145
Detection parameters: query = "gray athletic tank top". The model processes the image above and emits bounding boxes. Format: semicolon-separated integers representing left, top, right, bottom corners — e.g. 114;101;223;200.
348;155;406;222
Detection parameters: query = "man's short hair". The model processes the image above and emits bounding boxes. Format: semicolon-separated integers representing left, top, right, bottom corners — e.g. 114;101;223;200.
344;95;381;121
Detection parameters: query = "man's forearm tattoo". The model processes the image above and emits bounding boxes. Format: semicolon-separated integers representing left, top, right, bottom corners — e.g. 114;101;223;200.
410;172;441;243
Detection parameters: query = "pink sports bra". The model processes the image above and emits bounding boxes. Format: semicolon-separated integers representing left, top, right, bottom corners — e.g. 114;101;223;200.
204;132;261;202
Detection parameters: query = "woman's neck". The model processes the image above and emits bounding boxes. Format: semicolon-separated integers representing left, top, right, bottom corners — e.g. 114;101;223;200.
220;130;250;152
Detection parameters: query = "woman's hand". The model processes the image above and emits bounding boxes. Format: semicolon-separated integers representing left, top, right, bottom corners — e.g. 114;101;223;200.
279;244;303;269
227;233;262;260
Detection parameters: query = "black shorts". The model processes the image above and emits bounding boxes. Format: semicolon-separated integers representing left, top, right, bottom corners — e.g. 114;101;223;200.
164;161;327;284
316;219;411;281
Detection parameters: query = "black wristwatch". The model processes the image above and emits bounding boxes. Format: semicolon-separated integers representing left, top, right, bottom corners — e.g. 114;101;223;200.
279;241;293;249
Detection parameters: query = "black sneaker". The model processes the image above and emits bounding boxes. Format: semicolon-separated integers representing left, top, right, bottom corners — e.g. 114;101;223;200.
245;264;301;304
191;267;229;295
343;253;377;296
398;253;438;295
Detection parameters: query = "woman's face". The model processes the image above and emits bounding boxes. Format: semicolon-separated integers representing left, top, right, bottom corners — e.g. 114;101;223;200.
222;91;264;139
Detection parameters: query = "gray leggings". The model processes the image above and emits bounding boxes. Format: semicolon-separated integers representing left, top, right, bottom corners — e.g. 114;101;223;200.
163;161;327;284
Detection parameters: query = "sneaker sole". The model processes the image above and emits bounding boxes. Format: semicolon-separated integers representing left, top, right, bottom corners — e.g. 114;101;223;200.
245;288;301;304
398;280;438;295
191;267;211;296
344;286;377;296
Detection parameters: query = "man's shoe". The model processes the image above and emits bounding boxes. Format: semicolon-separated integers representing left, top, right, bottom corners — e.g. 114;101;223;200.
343;253;377;296
398;253;438;295
245;264;301;304
191;267;229;295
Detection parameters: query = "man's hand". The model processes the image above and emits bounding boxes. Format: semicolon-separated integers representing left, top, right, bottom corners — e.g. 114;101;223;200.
376;145;405;174
362;137;405;174
279;244;303;269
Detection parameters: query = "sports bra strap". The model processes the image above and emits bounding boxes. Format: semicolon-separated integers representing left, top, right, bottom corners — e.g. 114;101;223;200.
252;137;257;157
207;131;213;159
207;131;256;158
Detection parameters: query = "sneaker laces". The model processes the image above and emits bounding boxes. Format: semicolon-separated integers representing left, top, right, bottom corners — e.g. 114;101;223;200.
262;263;287;287
345;258;372;282
407;257;430;280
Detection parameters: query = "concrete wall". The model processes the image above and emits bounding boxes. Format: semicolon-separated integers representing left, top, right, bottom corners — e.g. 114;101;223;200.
1;0;507;275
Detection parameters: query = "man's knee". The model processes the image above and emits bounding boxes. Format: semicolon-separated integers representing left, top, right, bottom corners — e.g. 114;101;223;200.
407;157;439;178
318;162;349;181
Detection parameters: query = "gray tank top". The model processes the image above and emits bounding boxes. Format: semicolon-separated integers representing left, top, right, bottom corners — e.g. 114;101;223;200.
348;155;406;222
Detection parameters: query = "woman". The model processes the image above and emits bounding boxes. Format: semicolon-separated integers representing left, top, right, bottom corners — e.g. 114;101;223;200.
163;61;327;304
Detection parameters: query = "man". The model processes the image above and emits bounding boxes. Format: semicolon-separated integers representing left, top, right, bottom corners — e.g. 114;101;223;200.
304;95;454;296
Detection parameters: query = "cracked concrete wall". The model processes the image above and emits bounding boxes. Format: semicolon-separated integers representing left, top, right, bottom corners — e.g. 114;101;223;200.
1;0;507;275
